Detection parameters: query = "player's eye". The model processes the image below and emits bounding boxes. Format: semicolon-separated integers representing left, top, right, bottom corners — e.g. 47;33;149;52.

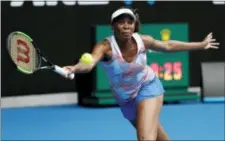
127;20;134;24
117;20;125;24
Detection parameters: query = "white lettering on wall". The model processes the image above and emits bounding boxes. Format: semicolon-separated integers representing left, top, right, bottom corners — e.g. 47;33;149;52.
10;0;109;7
212;0;225;5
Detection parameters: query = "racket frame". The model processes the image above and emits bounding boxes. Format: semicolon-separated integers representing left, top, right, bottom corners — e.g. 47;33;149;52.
7;31;74;79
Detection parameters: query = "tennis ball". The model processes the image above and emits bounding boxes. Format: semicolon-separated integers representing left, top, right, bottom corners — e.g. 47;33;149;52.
80;53;93;64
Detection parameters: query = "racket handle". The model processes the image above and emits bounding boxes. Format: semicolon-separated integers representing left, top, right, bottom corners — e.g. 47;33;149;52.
54;65;75;80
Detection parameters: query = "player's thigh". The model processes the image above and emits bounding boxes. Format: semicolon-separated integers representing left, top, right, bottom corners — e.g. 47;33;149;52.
136;94;164;139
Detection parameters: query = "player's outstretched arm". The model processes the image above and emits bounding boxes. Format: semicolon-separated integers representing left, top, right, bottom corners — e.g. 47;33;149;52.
141;32;220;52
63;39;110;74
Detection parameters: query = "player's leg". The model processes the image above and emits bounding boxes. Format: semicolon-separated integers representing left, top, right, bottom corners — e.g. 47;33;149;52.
134;76;167;140
130;120;169;141
157;123;170;140
118;77;167;140
135;94;164;140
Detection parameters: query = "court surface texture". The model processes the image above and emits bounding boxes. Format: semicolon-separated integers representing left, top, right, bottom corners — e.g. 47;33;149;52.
2;102;224;140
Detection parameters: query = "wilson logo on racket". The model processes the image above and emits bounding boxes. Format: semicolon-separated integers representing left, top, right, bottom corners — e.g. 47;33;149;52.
16;39;30;63
7;31;74;79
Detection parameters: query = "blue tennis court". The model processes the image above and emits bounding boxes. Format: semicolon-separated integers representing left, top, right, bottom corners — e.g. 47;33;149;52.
2;103;224;140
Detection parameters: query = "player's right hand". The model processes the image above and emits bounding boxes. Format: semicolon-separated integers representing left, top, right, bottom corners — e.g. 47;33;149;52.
62;65;76;78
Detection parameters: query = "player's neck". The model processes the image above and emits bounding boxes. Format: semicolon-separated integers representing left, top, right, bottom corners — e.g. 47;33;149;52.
115;36;132;50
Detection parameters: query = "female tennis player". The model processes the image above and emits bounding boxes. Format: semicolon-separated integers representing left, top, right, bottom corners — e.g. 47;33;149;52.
63;7;219;141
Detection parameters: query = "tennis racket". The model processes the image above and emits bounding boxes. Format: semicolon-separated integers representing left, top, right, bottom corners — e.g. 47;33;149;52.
7;31;75;79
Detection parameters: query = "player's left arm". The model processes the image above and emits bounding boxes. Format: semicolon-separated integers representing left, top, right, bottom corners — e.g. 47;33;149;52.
141;32;220;52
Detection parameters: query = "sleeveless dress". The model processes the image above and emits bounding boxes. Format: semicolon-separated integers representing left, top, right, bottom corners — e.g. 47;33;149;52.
100;33;165;120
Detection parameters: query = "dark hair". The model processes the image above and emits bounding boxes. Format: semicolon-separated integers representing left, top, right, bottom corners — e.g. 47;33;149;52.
112;6;141;32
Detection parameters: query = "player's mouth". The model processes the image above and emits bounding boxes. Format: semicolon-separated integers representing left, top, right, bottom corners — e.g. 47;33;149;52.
122;32;131;36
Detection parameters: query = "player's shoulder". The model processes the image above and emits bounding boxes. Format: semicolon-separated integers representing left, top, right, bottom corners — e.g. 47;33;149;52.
138;34;154;40
95;39;111;52
136;33;154;47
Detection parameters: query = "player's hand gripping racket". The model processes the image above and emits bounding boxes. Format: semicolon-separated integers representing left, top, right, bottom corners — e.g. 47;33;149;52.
7;31;75;79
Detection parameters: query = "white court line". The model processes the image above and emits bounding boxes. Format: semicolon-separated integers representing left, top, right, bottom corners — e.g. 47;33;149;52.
1;92;78;108
1;87;201;109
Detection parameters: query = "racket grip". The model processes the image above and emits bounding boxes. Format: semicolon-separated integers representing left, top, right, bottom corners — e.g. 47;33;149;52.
54;65;75;80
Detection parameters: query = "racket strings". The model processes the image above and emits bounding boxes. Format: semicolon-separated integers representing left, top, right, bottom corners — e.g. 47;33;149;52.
9;34;38;73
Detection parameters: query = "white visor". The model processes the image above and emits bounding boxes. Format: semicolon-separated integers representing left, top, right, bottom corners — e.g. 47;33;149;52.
111;8;136;22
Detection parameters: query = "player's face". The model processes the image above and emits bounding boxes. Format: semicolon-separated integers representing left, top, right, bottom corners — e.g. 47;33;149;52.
113;15;135;40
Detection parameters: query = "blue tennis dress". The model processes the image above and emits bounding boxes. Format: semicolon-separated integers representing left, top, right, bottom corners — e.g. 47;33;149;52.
100;33;165;120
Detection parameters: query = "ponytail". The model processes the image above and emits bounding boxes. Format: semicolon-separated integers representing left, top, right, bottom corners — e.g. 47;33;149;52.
133;8;141;32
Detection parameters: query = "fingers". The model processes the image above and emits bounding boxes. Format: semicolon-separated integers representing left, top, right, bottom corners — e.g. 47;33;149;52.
62;67;71;72
206;32;220;49
62;66;76;79
209;32;213;36
204;32;213;42
209;46;219;49
207;32;213;38
211;38;216;42
208;42;219;49
211;42;220;46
